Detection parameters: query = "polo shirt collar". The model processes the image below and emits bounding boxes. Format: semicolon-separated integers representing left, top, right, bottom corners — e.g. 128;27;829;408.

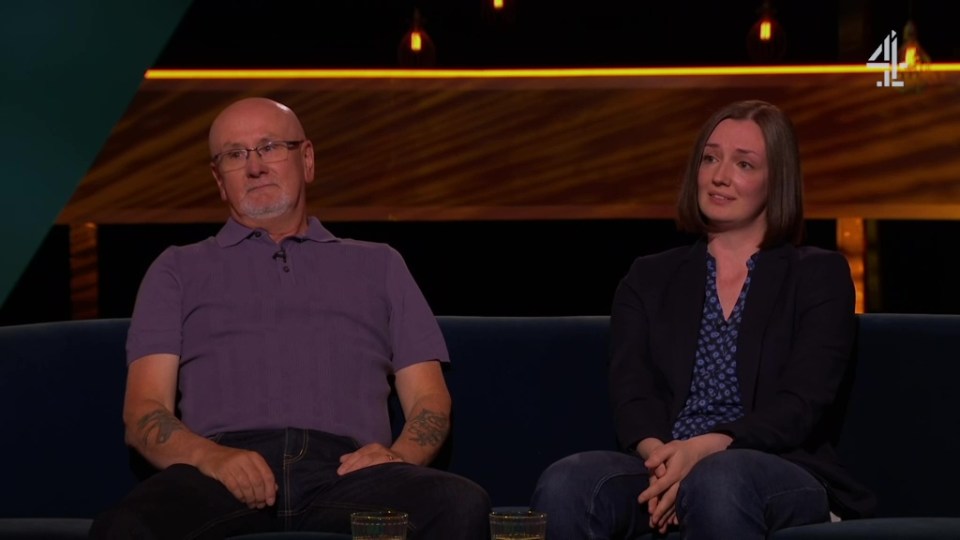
215;216;339;247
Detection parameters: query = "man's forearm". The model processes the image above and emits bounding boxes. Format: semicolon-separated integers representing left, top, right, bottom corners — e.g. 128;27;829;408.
391;395;451;466
135;408;185;447
125;403;213;470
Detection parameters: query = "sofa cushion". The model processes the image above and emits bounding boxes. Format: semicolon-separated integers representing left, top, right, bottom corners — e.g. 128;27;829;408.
228;534;351;539
773;517;960;539
0;518;92;539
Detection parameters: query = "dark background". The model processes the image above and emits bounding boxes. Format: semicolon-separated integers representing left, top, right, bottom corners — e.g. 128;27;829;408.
3;0;958;325
154;0;958;67
7;218;959;325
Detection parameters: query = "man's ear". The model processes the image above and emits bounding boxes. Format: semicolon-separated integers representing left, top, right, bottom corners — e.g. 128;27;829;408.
211;164;228;201
302;140;316;184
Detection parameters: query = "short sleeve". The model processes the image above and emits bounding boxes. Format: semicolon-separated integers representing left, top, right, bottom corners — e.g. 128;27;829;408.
126;247;183;364
384;247;449;371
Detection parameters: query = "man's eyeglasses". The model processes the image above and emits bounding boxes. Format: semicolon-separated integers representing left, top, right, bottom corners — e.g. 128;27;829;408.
212;140;304;172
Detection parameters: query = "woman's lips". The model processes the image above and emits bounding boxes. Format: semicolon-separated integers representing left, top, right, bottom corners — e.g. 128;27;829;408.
708;192;735;202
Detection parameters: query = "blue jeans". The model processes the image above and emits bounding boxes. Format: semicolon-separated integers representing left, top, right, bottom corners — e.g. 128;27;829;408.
530;449;828;540
90;428;490;540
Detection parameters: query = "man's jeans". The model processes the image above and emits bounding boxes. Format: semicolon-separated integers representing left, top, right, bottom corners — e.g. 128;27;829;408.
530;449;828;540
90;428;490;539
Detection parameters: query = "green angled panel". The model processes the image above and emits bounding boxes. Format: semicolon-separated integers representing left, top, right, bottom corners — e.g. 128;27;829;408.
0;0;193;308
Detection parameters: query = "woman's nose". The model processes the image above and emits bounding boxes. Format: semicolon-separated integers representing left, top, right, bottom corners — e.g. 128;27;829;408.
711;161;732;185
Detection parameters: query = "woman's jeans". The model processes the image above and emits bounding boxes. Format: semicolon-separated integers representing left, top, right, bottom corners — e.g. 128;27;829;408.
530;449;828;540
90;428;490;539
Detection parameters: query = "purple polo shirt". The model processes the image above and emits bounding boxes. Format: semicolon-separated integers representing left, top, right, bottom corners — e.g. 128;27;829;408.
126;217;449;446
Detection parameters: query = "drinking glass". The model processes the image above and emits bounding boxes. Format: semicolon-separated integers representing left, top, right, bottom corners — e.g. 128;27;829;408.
350;510;408;540
489;509;547;540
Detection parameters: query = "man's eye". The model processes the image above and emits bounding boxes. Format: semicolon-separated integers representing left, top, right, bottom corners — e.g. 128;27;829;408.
260;143;281;153
224;150;246;160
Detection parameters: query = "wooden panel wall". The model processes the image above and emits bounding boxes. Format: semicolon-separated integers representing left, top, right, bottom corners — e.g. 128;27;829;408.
59;71;960;224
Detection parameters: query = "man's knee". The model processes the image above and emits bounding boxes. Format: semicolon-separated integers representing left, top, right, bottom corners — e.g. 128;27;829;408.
427;473;491;518
89;507;156;540
89;463;260;540
405;472;490;539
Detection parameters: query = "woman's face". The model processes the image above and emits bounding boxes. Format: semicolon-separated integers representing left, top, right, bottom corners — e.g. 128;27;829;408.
697;118;769;236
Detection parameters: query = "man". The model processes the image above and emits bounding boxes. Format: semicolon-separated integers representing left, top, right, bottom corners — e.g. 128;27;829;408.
91;98;490;539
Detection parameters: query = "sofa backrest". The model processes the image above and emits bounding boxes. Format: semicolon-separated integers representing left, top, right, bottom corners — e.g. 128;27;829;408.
436;316;616;506
1;314;959;518
0;319;135;518
836;314;960;518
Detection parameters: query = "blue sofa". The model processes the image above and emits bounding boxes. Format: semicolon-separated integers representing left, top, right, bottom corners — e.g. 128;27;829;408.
1;314;959;538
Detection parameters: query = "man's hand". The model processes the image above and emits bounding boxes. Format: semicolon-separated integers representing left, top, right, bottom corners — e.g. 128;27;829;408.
638;433;732;528
195;445;277;509
338;443;406;475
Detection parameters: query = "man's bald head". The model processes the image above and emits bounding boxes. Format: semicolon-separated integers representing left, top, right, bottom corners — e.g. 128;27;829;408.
207;98;315;234
208;98;306;156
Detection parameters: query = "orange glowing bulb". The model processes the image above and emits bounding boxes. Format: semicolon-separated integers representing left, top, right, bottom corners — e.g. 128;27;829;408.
493;0;504;9
411;32;422;52
904;45;918;66
759;20;772;41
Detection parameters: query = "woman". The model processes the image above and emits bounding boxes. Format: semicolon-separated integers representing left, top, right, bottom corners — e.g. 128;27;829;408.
530;100;875;539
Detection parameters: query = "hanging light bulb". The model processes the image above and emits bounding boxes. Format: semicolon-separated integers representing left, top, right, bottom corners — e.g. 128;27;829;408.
896;19;935;92
398;9;436;67
898;20;930;70
482;0;516;26
746;1;786;63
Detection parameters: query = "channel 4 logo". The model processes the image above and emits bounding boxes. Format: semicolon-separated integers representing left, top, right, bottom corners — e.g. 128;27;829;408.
867;30;905;88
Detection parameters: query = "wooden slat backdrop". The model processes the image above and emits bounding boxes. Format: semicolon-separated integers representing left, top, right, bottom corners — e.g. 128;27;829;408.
58;71;960;224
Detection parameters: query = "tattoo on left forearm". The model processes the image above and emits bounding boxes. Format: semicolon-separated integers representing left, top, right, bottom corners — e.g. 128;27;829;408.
406;408;450;447
137;408;184;446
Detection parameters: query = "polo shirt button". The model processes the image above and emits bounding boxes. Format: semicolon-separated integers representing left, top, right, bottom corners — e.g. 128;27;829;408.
283;266;290;272
254;231;262;237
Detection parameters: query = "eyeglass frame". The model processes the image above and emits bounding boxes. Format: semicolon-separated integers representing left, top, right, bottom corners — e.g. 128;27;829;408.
211;140;305;171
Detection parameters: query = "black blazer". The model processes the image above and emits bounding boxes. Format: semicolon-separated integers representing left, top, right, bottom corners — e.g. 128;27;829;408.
610;240;876;519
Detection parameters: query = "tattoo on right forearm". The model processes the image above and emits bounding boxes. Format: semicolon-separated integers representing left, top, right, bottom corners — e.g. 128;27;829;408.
406;408;450;448
137;409;184;446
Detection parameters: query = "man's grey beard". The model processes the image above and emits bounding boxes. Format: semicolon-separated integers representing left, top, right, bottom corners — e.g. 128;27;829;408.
240;192;295;219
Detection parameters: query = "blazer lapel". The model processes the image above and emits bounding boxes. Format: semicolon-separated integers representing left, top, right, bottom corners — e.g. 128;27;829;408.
736;243;791;409
663;241;708;410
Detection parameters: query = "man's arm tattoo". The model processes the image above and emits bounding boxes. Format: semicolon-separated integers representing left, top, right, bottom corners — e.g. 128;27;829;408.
406;408;450;447
137;409;185;446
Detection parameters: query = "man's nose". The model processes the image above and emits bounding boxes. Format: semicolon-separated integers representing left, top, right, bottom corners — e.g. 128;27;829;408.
245;151;268;176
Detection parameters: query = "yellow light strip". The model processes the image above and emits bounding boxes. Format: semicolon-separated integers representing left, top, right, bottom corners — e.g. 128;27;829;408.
144;64;960;79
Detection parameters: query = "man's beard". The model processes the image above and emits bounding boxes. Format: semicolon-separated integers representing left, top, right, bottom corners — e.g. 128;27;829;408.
240;191;295;219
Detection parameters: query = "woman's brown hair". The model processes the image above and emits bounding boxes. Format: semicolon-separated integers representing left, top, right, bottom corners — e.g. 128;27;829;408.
676;100;804;248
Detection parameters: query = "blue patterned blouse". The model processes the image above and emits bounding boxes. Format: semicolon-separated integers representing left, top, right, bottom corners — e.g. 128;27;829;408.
671;252;758;440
